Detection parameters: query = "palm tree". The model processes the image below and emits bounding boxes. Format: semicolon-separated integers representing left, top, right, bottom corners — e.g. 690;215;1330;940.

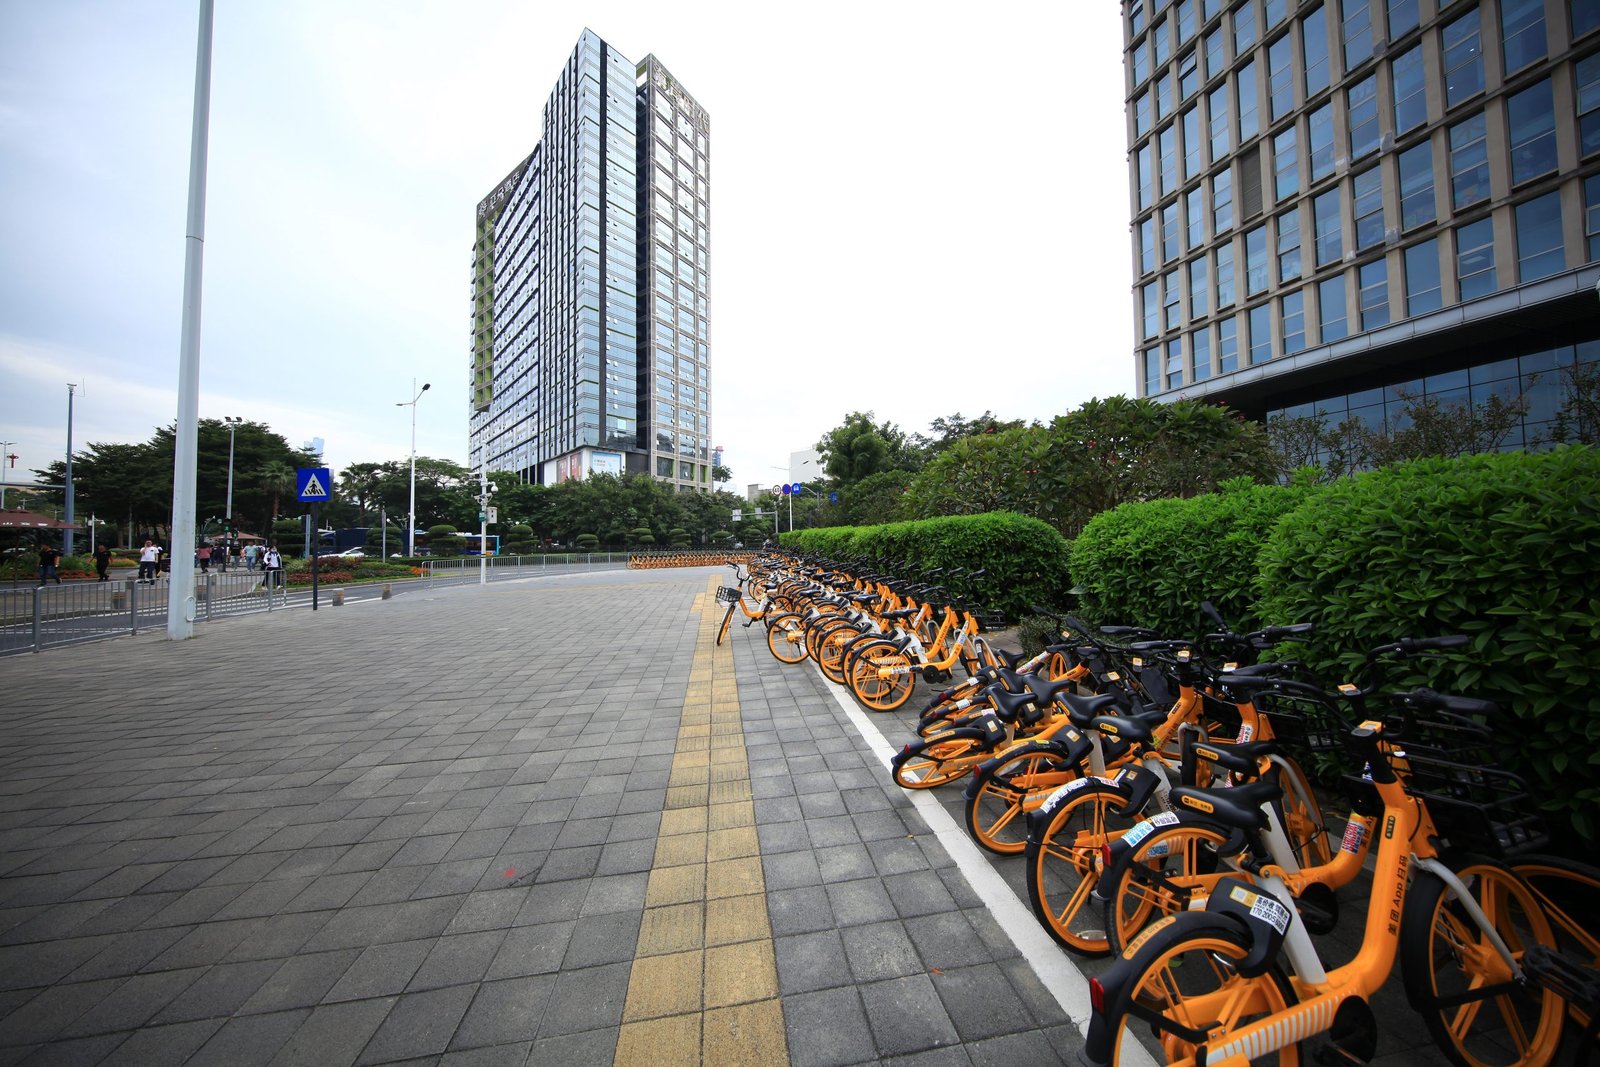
255;461;297;523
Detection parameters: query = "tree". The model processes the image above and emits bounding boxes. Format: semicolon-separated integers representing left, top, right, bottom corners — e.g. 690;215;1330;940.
426;523;462;556
1268;389;1531;476
816;411;914;486
910;411;1027;458
1549;361;1600;445
255;461;297;524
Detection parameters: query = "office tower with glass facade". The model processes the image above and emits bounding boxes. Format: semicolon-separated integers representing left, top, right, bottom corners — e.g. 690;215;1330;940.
469;30;712;490
1126;0;1600;451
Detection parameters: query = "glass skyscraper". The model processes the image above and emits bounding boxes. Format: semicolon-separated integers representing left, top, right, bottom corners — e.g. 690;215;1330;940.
470;30;712;490
1125;0;1600;451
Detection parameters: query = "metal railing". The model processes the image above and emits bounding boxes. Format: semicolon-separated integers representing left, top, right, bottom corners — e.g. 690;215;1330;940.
0;554;639;655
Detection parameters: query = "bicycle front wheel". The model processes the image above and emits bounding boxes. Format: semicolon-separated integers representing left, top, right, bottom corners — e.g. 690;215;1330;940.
848;641;917;712
965;748;1079;856
765;613;809;664
1102;818;1233;955
1513;854;1600;1064
1401;855;1565;1067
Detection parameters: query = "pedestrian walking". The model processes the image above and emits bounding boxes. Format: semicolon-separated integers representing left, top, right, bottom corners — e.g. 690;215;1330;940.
137;540;160;584
244;543;259;571
198;543;212;573
36;543;61;585
262;544;283;589
93;543;111;582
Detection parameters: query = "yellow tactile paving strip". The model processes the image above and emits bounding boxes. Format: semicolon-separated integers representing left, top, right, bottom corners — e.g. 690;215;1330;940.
612;579;791;1066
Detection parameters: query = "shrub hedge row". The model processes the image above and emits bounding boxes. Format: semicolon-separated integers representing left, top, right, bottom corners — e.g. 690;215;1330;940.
780;512;1073;623
1068;446;1600;839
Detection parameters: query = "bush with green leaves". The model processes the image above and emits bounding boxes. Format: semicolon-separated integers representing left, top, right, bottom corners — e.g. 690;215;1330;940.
1254;446;1600;838
782;511;1072;621
1069;477;1321;636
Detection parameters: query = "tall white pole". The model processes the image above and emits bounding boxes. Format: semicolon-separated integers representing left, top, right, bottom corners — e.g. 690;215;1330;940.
168;0;214;641
0;441;12;510
64;385;77;557
399;380;429;556
478;466;489;586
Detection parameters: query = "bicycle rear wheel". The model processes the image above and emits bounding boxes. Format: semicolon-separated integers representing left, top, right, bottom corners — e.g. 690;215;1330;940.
765;613;808;664
1025;782;1133;956
1401;855;1565;1067
964;748;1079;855
848;641;917;712
1513;855;1600;1065
1102;818;1233;955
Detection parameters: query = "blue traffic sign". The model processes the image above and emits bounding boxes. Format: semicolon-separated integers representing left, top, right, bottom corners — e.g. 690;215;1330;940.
830;491;839;504
297;467;332;502
781;484;792;495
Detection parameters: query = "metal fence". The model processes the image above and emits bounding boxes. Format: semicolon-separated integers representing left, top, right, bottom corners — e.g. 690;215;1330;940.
0;554;637;655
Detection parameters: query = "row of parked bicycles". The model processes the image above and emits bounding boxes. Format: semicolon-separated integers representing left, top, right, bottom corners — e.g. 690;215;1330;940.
716;552;1597;1067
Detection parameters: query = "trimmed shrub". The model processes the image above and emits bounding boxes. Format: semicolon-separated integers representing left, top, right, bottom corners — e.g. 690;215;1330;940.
1069;478;1321;635
1254;447;1600;838
782;511;1073;622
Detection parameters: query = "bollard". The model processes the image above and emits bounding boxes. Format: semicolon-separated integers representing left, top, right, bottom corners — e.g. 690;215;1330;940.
381;584;392;600
332;588;344;606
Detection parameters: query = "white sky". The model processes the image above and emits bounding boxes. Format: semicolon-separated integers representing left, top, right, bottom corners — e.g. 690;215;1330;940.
0;1;1135;492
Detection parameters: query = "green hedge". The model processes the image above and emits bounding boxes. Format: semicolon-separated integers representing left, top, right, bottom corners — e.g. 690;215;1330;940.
1255;446;1600;837
1068;477;1321;635
781;511;1073;622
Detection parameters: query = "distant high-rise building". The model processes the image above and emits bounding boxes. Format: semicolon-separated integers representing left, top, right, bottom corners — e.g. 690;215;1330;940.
470;30;712;490
1125;0;1600;452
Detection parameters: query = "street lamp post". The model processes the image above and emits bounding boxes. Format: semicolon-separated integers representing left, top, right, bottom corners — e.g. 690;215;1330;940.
0;441;13;510
222;416;242;570
397;380;430;557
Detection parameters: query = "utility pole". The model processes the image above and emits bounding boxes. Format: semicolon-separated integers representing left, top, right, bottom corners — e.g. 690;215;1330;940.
0;441;13;510
64;384;77;557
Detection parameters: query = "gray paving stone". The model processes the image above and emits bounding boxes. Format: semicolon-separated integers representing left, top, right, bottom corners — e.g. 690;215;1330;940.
355;983;475;1064
448;975;554;1051
967;1027;1070;1067
0;978;118;1046
839;921;924;983
536;961;629;1037
930;962;1037;1043
860;973;961;1057
884;870;958;919
408;930;508;992
766;885;835;936
527;1024;617;1065
239;949;362;1013
774;929;852;995
267;997;396;1067
186;1008;312;1067
762;850;822;890
783;986;877;1067
324;940;432;1002
904;912;992;973
56;967;206;1038
827;877;899;927
148;958;282;1023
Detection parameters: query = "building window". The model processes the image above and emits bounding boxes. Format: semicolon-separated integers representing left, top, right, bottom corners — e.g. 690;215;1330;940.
1217;241;1237;306
1500;0;1546;74
1282;289;1306;354
1508;79;1557;185
1248;303;1274;364
1180;50;1201;99
1177;0;1198;43
1192;327;1214;381
1314;187;1343;266
1144;347;1161;395
1308;101;1335;181
1404;239;1442;316
1456;216;1496;300
1183;107;1203;178
1397;141;1435;230
1164;269;1183;330
1359;258;1389;329
1238;60;1260;141
1167;337;1185;388
1155;19;1172;64
1278;208;1302;281
1343;0;1374;69
1588;174;1600;260
1139;217;1157;273
1190;254;1211;317
1318;274;1347;342
1218;315;1240;372
1268;33;1295;120
1580;52;1600;158
1389;0;1419;37
1136;90;1153;137
1205;26;1226;80
1576;0;1600;40
1163;202;1182;260
1264;0;1286;30
1353;166;1384;251
1208;84;1232;160
1137;144;1154;210
1187;187;1206;247
1442;9;1484;109
1274;126;1298;201
1449;112;1490;209
1302;4;1330;96
1160;126;1179;197
1240;143;1265;218
1391;44;1426;134
1158;69;1174;121
1515;191;1565;282
1132;40;1151;87
1215;168;1235;232
1245;224;1269;294
1348;75;1380;159
1235;0;1259;53
1142;280;1160;338
1130;1;1146;35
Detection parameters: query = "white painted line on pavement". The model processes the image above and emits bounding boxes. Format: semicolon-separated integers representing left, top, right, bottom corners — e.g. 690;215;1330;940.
814;664;1158;1067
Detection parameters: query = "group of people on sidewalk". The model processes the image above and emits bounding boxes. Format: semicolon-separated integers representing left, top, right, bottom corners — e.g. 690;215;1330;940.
30;540;284;585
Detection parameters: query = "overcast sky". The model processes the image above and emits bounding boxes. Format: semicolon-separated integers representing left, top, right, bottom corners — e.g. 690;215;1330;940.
0;1;1134;496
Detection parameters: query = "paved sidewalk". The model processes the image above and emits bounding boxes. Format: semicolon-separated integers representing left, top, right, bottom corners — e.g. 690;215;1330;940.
0;567;1090;1066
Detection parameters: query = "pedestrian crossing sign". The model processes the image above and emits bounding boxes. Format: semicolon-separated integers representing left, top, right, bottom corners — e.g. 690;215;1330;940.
297;467;331;502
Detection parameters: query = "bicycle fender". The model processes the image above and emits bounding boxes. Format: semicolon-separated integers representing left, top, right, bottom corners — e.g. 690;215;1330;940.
962;738;1076;799
890;726;990;769
1112;763;1162;817
1093;810;1185;903
1203;876;1290;977
1025;776;1126;841
1080;910;1250;1067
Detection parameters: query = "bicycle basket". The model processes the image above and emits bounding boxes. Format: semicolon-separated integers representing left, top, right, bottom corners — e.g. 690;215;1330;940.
715;585;741;604
1253;689;1345;754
